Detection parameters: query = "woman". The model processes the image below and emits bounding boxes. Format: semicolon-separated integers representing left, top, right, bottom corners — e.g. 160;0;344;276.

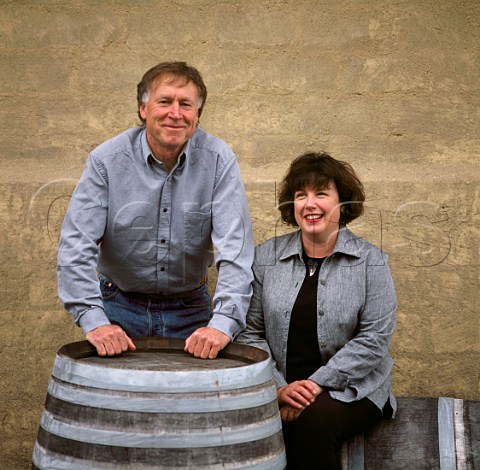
236;152;396;469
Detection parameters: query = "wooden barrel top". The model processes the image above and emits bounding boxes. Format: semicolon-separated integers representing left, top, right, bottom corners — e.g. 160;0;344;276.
53;338;273;393
57;337;269;371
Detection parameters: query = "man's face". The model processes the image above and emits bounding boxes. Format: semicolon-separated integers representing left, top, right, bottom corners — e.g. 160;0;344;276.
140;75;200;159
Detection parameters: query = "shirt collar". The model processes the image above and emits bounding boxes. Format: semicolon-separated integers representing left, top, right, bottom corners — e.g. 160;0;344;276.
141;128;152;165
278;227;362;261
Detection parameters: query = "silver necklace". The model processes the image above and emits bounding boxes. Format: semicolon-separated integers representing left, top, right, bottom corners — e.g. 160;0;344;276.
307;259;318;277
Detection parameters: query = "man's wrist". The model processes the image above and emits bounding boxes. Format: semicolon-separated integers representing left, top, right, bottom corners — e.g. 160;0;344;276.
79;308;111;334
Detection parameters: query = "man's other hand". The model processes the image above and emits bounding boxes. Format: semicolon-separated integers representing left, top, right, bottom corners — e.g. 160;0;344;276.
184;327;230;359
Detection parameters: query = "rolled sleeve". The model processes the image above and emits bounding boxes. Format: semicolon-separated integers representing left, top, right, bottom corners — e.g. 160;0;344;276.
310;366;350;390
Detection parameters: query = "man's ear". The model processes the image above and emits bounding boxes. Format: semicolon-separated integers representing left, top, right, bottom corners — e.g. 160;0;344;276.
139;103;147;121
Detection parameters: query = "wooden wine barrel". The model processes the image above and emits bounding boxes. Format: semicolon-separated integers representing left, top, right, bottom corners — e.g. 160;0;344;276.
32;338;286;469
341;396;480;470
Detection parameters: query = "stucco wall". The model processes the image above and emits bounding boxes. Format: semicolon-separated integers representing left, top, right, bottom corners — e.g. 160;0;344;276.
1;0;479;467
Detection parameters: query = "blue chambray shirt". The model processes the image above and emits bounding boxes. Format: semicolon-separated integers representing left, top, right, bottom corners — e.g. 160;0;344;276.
57;127;254;338
236;228;397;414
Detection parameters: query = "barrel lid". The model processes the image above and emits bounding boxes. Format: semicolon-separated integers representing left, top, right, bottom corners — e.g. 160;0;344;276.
53;338;273;392
57;337;269;370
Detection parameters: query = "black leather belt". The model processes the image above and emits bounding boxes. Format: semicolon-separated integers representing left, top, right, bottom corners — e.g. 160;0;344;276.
125;283;206;301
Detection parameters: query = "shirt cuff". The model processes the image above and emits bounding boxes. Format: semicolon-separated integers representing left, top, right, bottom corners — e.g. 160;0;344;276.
78;307;111;334
207;314;240;340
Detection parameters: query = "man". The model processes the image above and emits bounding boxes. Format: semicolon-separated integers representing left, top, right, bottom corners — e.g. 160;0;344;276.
57;62;254;359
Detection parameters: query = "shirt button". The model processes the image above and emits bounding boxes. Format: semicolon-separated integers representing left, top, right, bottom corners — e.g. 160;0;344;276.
161;239;166;244
319;341;327;348
163;208;168;212
320;279;326;285
318;309;324;316
160;267;165;271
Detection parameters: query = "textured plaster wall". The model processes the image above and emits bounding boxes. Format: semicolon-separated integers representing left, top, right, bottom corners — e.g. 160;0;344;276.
1;0;479;467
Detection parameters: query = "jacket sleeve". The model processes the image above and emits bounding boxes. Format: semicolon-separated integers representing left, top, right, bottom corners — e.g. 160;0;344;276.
235;254;288;389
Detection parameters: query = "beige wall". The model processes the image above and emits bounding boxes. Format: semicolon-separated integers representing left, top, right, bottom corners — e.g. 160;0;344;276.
1;0;479;467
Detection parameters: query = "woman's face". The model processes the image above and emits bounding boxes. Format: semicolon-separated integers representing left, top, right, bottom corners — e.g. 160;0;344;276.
293;182;341;242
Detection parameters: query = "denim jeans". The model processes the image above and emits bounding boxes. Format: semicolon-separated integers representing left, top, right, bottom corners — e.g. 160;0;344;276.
98;273;212;339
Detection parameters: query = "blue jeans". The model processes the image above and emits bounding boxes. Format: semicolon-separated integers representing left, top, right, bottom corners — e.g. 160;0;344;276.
98;273;212;339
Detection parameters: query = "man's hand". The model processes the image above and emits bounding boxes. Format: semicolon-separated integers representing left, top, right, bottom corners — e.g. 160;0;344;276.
86;324;136;357
277;380;323;409
184;327;230;359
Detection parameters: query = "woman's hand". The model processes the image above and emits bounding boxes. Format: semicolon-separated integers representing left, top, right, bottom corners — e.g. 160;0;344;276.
279;404;304;422
277;380;323;410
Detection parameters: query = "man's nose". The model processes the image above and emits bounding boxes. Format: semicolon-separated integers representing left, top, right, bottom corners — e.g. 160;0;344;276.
168;102;182;118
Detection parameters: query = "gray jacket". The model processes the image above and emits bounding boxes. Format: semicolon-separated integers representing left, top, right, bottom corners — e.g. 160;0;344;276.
236;228;397;414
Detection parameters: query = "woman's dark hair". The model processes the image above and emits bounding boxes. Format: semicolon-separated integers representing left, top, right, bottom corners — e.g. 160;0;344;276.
136;61;208;124
278;151;365;227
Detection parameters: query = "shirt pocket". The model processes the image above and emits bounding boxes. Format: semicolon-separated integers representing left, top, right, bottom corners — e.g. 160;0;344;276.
184;211;212;249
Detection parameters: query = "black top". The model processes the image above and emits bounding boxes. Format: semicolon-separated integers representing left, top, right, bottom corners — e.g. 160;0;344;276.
286;252;325;383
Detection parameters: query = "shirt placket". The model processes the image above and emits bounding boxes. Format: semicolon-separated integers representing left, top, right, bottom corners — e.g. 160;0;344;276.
157;173;172;295
316;259;329;353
